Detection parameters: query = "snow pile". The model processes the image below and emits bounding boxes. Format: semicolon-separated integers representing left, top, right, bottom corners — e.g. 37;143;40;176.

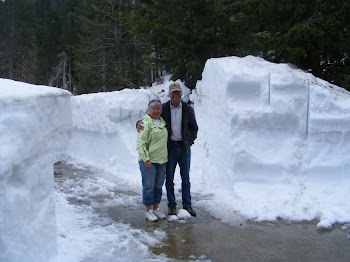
68;88;158;185
68;78;191;184
0;79;72;262
191;56;350;228
68;56;350;229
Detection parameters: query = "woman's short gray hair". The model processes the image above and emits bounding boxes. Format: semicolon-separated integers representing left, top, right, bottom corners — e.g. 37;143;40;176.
148;99;162;112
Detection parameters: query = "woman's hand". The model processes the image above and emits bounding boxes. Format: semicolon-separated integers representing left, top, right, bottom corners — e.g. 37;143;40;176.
145;160;152;168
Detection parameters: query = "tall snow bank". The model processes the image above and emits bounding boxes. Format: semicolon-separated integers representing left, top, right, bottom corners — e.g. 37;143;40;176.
68;89;158;185
0;79;72;262
67;56;350;228
191;56;350;227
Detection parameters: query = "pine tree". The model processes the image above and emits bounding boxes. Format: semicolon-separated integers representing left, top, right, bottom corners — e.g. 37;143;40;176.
1;0;39;83
36;2;61;86
133;0;242;89
268;0;350;89
0;0;8;78
0;0;348;91
74;0;150;94
56;0;79;92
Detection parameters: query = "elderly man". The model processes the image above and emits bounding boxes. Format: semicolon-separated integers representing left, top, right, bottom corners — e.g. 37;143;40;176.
137;83;198;216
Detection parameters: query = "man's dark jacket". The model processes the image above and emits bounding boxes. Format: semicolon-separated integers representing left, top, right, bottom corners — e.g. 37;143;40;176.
161;101;198;151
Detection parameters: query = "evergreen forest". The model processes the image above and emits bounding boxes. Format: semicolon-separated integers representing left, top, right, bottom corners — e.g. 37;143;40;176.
0;0;349;94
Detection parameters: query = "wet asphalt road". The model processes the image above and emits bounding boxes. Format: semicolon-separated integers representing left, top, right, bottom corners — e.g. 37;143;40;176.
54;161;350;262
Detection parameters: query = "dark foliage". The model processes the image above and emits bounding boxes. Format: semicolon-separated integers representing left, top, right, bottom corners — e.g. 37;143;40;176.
0;0;349;92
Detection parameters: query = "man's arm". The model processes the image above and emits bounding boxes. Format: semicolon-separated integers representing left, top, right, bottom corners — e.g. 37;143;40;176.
188;106;198;145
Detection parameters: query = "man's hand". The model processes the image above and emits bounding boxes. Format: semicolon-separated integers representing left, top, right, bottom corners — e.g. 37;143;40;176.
137;120;144;133
145;160;152;168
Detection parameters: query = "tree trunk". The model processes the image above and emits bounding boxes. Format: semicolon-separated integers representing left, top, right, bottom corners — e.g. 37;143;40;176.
7;0;14;79
68;50;72;92
62;55;66;90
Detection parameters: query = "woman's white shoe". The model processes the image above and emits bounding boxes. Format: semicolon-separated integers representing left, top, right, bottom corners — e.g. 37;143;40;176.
145;210;158;221
153;209;166;219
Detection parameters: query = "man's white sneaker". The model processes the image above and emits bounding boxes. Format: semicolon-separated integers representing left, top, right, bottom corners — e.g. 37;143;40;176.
145;210;158;222
153;209;166;219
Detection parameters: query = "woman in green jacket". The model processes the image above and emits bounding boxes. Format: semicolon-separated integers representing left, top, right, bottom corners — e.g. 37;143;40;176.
136;99;168;221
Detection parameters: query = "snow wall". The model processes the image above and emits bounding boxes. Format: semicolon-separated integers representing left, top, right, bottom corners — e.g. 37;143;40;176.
191;56;350;226
68;89;156;185
2;55;348;262
0;79;72;262
68;80;191;186
68;56;350;228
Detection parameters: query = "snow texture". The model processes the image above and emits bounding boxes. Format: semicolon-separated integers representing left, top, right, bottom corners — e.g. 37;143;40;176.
68;56;350;230
0;79;72;262
191;56;350;227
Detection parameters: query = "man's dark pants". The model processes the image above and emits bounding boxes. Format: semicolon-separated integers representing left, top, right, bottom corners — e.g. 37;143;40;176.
166;141;191;208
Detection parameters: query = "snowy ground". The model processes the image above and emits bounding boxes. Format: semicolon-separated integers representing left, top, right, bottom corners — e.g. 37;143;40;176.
54;159;172;262
1;55;350;262
53;159;350;262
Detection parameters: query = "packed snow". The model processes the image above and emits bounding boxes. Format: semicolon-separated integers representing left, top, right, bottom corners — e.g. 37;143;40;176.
69;56;350;230
1;55;350;262
0;79;72;262
191;56;350;228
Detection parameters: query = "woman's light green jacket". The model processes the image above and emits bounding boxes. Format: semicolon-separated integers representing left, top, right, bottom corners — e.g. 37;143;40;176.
136;114;168;164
